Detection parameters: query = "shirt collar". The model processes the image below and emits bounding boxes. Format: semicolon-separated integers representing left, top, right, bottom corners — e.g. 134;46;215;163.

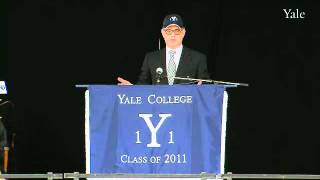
166;44;183;53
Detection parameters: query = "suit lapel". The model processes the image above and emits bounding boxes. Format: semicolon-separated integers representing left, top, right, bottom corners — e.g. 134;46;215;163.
159;48;168;84
175;47;190;79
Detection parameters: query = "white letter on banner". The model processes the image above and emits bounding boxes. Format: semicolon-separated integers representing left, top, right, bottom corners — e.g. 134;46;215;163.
117;94;125;104
139;114;171;147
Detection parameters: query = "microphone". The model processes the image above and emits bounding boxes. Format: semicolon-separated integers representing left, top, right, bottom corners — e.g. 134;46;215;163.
0;100;15;108
156;67;163;84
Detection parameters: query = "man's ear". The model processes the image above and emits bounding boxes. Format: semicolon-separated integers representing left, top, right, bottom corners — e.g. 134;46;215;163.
182;28;186;37
161;29;165;38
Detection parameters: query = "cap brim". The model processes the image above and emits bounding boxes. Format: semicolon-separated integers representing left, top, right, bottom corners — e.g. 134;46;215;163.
163;24;183;29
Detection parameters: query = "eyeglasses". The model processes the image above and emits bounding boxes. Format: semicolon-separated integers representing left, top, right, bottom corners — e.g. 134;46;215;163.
164;28;183;35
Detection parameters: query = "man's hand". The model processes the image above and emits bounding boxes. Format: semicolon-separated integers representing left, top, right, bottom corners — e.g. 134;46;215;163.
197;80;203;85
117;77;133;85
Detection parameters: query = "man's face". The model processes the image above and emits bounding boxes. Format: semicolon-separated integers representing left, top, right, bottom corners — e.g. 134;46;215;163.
161;25;186;49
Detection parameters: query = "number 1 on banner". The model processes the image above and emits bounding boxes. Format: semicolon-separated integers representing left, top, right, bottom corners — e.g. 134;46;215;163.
136;131;142;143
169;131;174;144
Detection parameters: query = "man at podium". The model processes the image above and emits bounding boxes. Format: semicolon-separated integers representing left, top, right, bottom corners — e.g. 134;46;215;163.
117;14;210;85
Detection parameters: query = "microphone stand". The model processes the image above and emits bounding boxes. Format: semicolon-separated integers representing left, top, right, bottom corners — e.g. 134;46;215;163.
155;68;164;85
173;76;249;87
156;77;161;84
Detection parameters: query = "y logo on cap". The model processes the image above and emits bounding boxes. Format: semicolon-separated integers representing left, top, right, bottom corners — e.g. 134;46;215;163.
170;16;178;22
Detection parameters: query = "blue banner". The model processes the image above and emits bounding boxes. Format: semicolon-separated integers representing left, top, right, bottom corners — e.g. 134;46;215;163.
87;85;226;174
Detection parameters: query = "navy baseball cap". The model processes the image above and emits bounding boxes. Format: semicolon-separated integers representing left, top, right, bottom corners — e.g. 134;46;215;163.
162;14;184;28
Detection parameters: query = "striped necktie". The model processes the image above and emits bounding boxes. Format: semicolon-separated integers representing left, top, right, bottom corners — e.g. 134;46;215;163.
167;50;176;85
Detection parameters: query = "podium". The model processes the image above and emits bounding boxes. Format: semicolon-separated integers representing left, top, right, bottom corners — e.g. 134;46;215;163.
80;85;229;177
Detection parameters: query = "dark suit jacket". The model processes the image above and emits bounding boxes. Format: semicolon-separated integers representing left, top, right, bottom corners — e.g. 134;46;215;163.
137;47;210;85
